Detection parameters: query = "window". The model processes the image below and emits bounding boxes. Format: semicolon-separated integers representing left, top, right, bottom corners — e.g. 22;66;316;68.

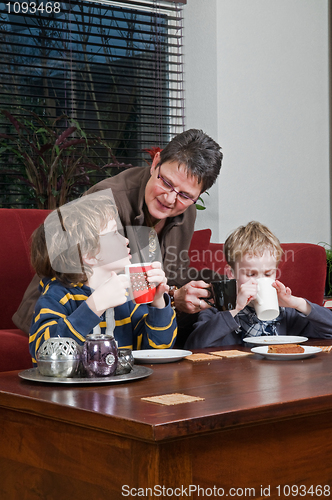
0;0;185;207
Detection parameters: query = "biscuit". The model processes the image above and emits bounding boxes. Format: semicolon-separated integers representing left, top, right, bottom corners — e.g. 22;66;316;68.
318;345;332;353
141;393;205;405
184;353;221;362
209;350;252;358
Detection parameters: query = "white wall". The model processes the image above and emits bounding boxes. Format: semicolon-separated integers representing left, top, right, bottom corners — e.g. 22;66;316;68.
184;0;220;238
184;0;330;245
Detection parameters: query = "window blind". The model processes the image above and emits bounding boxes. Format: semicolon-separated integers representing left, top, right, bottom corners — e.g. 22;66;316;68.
0;0;184;207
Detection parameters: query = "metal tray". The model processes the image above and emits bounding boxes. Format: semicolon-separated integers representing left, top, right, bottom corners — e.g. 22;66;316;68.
18;365;153;385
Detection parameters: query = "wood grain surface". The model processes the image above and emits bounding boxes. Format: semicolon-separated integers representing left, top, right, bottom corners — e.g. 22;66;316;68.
1;342;332;499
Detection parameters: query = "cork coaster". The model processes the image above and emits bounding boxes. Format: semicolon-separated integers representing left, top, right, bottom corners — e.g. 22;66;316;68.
209;350;252;358
316;346;332;353
141;393;205;406
184;353;221;362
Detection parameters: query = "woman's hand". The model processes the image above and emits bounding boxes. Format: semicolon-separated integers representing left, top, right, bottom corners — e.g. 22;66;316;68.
173;281;212;314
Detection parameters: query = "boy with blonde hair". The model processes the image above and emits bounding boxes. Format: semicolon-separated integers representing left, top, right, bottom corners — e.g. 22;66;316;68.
185;221;332;348
29;190;177;364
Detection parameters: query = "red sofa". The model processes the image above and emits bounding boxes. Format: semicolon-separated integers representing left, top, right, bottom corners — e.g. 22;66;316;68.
189;229;327;304
0;209;51;372
0;211;328;373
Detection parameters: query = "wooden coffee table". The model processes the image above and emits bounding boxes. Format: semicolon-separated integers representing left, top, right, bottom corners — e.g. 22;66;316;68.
1;342;332;499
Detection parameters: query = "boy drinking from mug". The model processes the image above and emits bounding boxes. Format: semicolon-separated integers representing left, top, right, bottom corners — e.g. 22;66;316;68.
29;191;177;364
185;221;332;349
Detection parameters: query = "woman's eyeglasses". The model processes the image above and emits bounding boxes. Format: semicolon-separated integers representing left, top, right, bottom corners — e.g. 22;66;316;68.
157;166;198;204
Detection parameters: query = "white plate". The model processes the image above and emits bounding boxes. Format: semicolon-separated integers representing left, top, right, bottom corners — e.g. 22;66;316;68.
243;335;308;346
132;349;192;364
251;345;322;360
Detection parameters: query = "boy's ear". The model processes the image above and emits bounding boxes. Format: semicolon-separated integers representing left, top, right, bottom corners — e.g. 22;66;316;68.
82;254;97;267
225;264;235;279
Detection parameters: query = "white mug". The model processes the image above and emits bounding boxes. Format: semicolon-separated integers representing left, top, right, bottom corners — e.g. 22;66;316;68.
254;277;279;321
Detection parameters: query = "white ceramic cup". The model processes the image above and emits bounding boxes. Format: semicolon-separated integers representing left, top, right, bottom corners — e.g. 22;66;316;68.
254;277;279;321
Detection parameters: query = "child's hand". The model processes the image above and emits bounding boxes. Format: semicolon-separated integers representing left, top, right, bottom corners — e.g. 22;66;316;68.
87;272;130;316
273;280;293;307
147;262;169;309
231;278;257;316
273;279;311;315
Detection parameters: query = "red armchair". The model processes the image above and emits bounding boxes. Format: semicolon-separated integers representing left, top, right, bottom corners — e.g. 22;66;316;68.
0;212;328;372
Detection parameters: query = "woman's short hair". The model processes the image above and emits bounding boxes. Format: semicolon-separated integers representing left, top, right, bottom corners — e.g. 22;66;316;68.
159;129;223;192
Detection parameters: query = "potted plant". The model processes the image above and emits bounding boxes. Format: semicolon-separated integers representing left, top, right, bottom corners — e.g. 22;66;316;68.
318;242;332;297
0;109;130;209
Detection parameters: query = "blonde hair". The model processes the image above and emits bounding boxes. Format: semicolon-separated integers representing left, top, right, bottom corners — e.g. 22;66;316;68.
31;190;118;285
224;221;283;269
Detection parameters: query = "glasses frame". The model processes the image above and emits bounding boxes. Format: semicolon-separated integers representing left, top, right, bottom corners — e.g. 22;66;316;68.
157;165;199;205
